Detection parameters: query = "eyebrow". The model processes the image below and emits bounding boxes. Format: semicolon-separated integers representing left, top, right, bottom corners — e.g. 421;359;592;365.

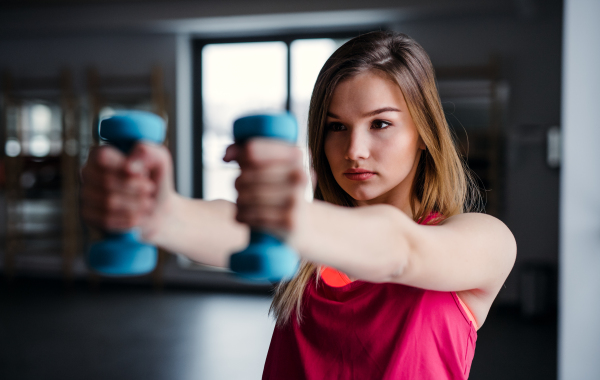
327;107;401;119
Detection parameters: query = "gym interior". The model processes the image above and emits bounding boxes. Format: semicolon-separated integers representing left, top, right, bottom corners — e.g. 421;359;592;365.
0;0;598;379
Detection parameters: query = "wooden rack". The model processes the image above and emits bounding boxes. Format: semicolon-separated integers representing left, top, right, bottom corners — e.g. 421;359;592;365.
1;69;80;281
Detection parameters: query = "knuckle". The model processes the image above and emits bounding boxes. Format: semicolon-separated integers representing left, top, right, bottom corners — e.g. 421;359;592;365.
123;214;138;229
142;198;155;213
281;215;293;230
255;214;268;227
95;147;113;167
105;194;120;211
290;168;307;184
131;142;151;157
137;142;151;154
234;178;245;192
158;145;172;163
102;173;118;191
235;210;247;224
245;141;262;163
124;177;142;193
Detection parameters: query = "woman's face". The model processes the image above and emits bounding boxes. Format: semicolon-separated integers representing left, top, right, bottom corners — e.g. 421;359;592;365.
324;70;425;210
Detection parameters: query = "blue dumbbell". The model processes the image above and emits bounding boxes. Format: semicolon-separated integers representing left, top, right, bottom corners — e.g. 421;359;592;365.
88;110;166;276
229;113;300;282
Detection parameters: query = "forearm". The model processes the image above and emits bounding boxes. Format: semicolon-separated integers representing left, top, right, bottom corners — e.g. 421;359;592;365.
292;201;415;282
151;195;249;267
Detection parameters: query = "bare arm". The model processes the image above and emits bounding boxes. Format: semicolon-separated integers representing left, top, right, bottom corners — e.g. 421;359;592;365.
294;202;515;295
81;143;248;268
293;202;516;327
151;196;248;267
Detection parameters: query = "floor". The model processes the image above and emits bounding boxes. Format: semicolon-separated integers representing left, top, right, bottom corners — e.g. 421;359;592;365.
0;277;556;380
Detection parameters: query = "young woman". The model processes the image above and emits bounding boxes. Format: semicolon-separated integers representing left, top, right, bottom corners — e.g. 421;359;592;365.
81;31;516;379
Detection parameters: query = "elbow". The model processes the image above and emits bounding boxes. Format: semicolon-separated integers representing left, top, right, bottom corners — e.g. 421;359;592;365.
385;258;409;283
506;228;517;271
371;253;408;283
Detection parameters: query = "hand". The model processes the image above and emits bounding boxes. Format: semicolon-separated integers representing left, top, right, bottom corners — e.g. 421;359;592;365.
80;142;175;243
224;138;308;242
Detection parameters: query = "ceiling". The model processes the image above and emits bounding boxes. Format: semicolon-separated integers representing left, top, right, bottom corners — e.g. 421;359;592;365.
0;0;552;37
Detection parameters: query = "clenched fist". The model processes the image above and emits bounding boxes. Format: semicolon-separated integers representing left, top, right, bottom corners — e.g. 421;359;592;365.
224;138;308;241
80;142;175;243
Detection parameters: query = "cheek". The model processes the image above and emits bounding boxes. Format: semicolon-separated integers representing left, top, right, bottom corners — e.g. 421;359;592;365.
324;136;340;169
374;132;421;174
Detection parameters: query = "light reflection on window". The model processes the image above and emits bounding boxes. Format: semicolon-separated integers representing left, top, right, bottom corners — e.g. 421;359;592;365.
201;38;347;203
291;39;343;200
202;42;287;202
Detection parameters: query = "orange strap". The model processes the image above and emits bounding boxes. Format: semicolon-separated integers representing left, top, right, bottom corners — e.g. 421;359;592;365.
321;266;352;287
456;294;479;330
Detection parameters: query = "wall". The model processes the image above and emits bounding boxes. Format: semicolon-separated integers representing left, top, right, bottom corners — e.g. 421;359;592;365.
0;0;564;303
0;32;177;125
559;0;600;378
394;1;563;304
0;33;179;275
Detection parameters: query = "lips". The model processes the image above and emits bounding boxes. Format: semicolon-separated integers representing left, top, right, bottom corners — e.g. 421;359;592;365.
343;169;375;181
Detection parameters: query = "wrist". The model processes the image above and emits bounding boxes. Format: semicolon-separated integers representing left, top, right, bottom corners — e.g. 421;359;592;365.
143;191;182;248
288;199;315;256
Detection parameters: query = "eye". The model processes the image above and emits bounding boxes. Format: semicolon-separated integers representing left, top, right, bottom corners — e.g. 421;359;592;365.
327;122;346;132
371;119;391;129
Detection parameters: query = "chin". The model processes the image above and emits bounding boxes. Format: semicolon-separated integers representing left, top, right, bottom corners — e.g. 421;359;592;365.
344;187;382;202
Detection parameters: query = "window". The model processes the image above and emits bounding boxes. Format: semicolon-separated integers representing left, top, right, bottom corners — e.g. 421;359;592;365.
193;34;353;202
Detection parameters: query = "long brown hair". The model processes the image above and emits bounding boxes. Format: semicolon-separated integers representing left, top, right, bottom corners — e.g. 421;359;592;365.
270;31;481;325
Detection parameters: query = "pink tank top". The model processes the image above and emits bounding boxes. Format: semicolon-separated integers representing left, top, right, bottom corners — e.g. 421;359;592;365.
263;277;477;379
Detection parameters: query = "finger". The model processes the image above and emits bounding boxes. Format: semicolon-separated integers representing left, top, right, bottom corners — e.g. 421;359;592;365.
126;142;166;175
87;146;127;171
82;146;130;189
238;139;302;168
82;169;156;196
81;206;143;231
223;144;240;163
126;143;173;196
236;185;296;208
236;206;289;227
235;205;295;230
81;186;154;216
81;193;155;231
235;165;303;189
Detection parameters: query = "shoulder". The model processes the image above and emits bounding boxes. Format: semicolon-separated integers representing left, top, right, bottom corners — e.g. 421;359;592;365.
439;213;516;254
438;213;516;327
403;211;516;297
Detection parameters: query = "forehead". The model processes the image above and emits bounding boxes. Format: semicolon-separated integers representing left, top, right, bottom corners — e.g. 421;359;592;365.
329;70;407;114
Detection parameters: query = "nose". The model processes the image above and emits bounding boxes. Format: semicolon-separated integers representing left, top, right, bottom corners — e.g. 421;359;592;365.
345;129;370;161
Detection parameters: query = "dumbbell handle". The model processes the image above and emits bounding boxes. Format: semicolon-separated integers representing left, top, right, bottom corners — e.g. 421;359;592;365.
87;111;166;276
229;113;300;282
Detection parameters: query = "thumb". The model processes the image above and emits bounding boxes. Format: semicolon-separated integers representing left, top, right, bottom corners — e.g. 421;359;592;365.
223;143;240;163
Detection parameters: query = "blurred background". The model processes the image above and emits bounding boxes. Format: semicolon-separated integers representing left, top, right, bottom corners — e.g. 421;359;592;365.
0;0;598;379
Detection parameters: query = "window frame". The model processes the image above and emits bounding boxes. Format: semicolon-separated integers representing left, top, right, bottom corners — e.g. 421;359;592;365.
191;30;369;199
